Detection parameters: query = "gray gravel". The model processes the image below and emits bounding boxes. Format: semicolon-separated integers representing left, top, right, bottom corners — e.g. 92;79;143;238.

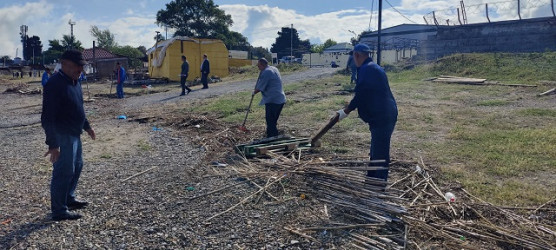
0;67;344;249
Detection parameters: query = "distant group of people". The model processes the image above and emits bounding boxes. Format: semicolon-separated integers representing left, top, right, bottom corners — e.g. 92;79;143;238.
179;53;211;95
40;44;398;221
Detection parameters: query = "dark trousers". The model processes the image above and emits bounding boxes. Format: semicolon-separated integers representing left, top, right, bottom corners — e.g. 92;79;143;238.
51;134;83;216
180;75;191;94
367;117;397;181
265;103;284;138
201;73;209;89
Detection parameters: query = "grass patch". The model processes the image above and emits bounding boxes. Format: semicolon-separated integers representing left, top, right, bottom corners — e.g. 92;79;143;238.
137;140;152;151
477;99;509;106
516;108;556;117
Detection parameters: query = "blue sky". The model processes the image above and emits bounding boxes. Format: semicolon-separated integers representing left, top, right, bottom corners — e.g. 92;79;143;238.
0;0;553;58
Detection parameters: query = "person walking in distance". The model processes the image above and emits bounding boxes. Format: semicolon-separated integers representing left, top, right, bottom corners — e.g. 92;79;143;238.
41;68;52;87
200;54;210;89
346;51;357;84
336;44;398;183
253;58;287;138
41;49;96;221
115;62;126;98
180;55;192;96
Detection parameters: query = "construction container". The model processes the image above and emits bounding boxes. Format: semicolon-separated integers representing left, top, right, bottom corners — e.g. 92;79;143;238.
146;36;229;82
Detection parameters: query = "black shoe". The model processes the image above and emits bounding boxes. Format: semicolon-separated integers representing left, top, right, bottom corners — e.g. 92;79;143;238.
202;87;208;89
52;212;82;221
180;93;185;96
68;200;89;210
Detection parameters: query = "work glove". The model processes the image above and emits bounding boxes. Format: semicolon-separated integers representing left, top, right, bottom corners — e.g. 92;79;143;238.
337;109;348;120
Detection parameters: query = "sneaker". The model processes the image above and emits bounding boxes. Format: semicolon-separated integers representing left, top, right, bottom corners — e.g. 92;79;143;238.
52;212;82;221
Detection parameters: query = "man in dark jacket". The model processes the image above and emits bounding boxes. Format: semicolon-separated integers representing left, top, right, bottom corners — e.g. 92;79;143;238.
338;44;398;182
180;55;192;95
42;50;96;221
200;54;210;89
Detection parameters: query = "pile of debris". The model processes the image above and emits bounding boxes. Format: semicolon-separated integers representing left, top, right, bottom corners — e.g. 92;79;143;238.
3;83;42;95
149;112;555;248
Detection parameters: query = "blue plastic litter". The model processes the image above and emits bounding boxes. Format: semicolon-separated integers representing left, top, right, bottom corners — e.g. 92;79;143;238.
117;115;127;120
152;126;162;131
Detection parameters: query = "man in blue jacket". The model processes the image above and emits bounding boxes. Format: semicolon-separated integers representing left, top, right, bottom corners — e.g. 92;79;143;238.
115;62;126;98
42;50;96;221
41;68;51;87
338;44;398;182
180;55;192;95
200;54;210;89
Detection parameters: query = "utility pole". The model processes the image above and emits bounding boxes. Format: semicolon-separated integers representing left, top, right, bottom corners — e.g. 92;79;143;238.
377;0;383;66
155;31;160;44
19;25;27;61
68;19;76;49
290;24;293;60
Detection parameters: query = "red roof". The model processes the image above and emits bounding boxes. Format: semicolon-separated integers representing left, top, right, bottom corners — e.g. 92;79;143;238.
82;48;120;60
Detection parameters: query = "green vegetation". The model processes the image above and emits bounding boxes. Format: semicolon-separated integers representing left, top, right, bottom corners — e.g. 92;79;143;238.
137;140;152;151
192;52;555;206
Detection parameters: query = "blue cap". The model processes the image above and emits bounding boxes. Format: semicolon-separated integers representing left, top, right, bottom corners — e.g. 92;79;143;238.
353;43;371;53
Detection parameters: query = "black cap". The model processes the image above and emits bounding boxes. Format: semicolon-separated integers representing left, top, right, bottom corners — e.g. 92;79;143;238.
60;49;86;66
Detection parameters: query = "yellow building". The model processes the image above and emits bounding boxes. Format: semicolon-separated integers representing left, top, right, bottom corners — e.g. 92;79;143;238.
146;36;229;82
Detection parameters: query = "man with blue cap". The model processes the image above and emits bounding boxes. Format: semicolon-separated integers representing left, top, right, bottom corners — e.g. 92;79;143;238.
337;43;398;183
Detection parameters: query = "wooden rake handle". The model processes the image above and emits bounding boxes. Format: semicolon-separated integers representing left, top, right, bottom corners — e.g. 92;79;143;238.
311;112;340;146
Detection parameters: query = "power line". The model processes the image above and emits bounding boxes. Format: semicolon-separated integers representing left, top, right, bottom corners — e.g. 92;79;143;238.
384;0;419;24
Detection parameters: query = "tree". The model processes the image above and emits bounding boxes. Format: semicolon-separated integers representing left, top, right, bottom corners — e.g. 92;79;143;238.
22;35;43;63
1;55;13;66
43;39;65;64
270;27;310;59
217;31;250;50
310;44;325;53
156;0;248;49
90;25;117;49
322;39;337;49
62;34;83;50
110;45;145;68
249;46;271;61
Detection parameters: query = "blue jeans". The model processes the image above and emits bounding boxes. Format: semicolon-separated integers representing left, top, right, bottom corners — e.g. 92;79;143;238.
116;83;124;98
367;117;397;181
51;134;83;216
265;103;284;137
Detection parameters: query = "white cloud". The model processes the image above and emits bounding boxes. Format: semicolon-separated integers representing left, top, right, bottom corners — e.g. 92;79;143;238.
0;0;52;57
221;4;431;48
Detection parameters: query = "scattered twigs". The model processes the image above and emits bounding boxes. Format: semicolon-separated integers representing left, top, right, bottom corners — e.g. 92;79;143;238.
205;173;288;222
533;196;556;214
186;179;249;200
284;226;318;242
122;166;159;182
538;87;555;96
299;223;382;231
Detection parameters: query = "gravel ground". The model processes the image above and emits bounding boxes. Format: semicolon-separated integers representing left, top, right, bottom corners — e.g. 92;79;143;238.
0;67;345;249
